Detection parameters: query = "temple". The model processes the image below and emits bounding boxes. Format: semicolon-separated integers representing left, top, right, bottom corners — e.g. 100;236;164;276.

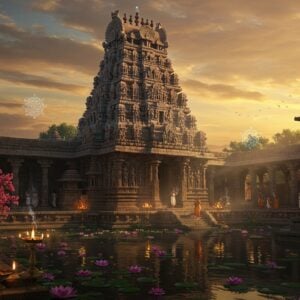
0;11;211;214
0;11;299;228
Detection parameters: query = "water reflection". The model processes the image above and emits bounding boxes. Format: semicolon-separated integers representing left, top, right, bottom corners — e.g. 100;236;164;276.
4;229;300;299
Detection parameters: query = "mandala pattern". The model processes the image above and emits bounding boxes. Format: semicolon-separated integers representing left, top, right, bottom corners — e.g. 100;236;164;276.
23;95;46;119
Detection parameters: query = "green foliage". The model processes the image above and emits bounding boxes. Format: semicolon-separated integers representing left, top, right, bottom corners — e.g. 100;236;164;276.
39;123;77;141
225;129;300;152
273;129;300;145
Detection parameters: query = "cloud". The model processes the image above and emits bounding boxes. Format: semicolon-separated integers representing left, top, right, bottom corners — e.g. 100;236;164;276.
0;23;102;76
0;70;86;93
0;101;23;108
0;112;49;137
182;79;264;101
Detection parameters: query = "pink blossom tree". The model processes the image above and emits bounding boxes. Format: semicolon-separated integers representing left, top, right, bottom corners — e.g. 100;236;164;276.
0;169;19;219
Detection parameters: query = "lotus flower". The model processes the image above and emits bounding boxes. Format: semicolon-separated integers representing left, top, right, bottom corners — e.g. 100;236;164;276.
266;261;277;269
152;246;160;253
156;250;166;257
129;265;142;273
225;276;243;286
42;272;55;281
76;269;92;277
174;228;183;234
36;243;46;251
57;250;66;256
241;230;248;235
59;242;68;249
95;259;109;267
149;287;165;296
50;285;77;299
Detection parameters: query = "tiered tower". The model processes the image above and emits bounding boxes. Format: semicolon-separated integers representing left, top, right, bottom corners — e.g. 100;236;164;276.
77;11;210;211
78;10;206;153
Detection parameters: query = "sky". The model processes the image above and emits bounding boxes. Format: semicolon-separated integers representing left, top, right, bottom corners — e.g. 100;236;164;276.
0;0;299;150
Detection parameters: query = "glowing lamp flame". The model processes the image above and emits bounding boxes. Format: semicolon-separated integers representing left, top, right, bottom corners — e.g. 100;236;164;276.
214;201;223;209
142;202;152;209
77;198;88;210
12;261;16;271
31;228;35;239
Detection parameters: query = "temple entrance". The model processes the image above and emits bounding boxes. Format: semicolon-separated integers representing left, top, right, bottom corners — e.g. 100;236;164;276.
159;160;182;208
159;161;170;206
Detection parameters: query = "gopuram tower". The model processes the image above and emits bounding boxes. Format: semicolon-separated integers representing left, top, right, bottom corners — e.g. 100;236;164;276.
78;11;210;211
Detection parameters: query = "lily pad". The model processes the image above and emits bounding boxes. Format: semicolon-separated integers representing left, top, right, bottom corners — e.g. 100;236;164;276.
110;279;131;288
137;277;157;284
224;284;249;293
223;262;247;269
76;292;103;299
119;286;141;294
174;282;199;290
281;282;300;289
208;264;234;271
82;278;111;288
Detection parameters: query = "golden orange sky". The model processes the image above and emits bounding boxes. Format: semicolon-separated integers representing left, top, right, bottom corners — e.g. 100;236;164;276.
0;0;299;150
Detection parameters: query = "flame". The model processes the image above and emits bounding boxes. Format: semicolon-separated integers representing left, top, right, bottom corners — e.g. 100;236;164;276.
77;198;88;210
142;202;152;209
46;233;50;238
12;261;16;271
214;201;223;209
31;228;35;239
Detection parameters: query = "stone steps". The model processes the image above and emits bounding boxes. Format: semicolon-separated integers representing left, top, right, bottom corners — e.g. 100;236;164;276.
170;210;211;230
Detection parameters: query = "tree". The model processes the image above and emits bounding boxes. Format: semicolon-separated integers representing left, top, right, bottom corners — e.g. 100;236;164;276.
39;123;77;141
225;128;300;152
273;129;300;146
0;169;19;219
225;135;269;152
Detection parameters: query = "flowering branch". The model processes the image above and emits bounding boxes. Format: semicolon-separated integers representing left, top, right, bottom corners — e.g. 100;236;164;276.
0;169;19;219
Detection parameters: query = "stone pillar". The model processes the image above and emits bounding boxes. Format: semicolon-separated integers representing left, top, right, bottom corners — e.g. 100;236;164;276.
231;169;241;204
202;164;207;190
267;165;276;194
179;159;188;207
208;167;215;205
38;159;52;209
8;158;24;197
150;160;162;208
287;163;298;207
114;158;124;187
249;167;258;205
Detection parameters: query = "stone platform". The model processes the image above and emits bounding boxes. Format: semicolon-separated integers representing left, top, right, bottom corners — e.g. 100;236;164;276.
0;209;212;231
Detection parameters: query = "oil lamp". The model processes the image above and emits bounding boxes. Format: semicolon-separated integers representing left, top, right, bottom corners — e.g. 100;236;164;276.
18;227;44;280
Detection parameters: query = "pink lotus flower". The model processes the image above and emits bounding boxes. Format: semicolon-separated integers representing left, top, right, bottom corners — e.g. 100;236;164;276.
129;265;142;273
152;246;160;252
156;250;166;257
95;259;109;267
241;230;248;235
42;272;55;281
266;261;277;269
50;285;77;299
174;228;183;234
225;276;243;286
59;242;68;249
36;243;46;251
76;269;92;277
149;287;165;296
57;250;66;256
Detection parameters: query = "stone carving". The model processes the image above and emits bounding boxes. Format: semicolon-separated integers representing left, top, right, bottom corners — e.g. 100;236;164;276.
78;10;207;152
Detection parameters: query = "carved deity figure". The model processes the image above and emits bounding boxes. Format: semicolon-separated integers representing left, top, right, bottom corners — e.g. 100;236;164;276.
120;81;127;98
122;164;129;186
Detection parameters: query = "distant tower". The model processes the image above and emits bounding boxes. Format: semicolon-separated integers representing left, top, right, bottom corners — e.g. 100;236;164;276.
78;11;209;210
78;10;206;151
